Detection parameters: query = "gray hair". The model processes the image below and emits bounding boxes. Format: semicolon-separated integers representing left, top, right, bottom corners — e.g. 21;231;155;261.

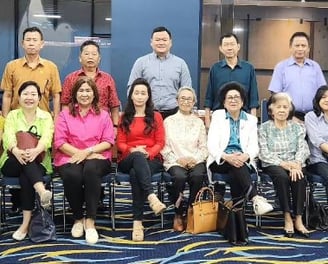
176;86;197;104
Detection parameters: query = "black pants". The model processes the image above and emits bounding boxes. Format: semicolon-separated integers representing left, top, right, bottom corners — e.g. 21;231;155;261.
209;161;257;200
118;151;164;220
1;154;46;211
157;107;178;120
263;165;306;215
168;163;206;215
307;162;328;202
57;159;111;220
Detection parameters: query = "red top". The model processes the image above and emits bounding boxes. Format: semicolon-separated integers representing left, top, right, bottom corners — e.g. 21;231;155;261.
61;68;120;112
117;111;165;161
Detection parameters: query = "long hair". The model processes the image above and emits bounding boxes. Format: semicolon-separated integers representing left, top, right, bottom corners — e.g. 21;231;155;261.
69;77;100;117
313;85;328;117
121;78;155;134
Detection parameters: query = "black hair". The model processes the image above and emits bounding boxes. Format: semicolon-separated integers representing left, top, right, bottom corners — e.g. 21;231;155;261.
219;33;239;45
289;32;310;46
217;81;247;110
151;26;172;39
18;81;42;99
121;78;155;134
313;85;328;117
23;27;44;40
80;40;100;53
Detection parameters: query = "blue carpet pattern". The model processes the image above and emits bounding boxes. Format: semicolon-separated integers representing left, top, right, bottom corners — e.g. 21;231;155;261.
0;178;328;263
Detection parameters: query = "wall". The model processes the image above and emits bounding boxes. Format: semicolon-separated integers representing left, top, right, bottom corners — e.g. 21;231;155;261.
111;0;202;107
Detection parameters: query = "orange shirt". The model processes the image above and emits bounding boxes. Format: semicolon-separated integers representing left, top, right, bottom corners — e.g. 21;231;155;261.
1;57;62;113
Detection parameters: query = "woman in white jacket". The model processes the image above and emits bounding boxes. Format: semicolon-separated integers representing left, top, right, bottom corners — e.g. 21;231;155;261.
207;81;272;216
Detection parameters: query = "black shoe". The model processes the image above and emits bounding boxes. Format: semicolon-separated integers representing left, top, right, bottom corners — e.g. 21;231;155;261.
284;229;294;238
295;229;310;238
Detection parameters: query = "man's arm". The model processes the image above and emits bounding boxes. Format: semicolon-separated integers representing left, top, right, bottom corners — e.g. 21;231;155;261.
2;90;13;117
110;106;120;126
52;93;61;119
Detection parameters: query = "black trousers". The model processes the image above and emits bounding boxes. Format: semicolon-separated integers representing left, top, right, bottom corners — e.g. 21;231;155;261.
118;151;164;220
263;165;306;215
168;162;206;215
1;154;46;211
307;162;328;202
209;161;257;199
57;159;111;220
157;107;179;120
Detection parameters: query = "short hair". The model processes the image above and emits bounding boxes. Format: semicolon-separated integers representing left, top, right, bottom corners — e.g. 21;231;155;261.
80;40;100;54
313;85;328;117
69;77;100;117
267;93;294;120
289;32;310;46
217;81;247;110
177;86;197;104
220;33;239;45
151;26;172;39
23;27;44;40
18;81;42;98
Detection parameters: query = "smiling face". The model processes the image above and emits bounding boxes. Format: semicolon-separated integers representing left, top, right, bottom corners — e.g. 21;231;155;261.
19;85;40;110
177;89;195;114
319;90;328;113
223;89;243;114
131;84;149;108
76;82;95;108
151;31;172;57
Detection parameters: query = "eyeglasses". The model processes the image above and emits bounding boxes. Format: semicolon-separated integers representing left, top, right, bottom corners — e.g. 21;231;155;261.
179;96;194;103
226;95;241;102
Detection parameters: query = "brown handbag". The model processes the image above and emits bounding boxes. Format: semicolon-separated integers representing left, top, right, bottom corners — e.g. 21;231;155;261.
186;187;219;234
15;125;45;163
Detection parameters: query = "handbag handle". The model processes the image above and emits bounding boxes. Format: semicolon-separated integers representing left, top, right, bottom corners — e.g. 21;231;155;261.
28;125;41;139
230;185;253;209
194;186;215;205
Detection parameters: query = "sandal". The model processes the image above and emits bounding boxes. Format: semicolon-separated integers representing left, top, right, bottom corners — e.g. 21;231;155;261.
40;190;52;208
148;193;166;215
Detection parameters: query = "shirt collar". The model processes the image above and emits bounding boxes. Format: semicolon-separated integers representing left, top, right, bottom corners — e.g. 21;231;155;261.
225;110;248;120
152;52;171;60
219;59;242;68
21;56;45;67
288;56;312;66
74;104;96;115
77;68;101;77
17;107;49;119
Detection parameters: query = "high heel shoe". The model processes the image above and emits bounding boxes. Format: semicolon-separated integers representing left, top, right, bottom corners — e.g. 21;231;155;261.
132;221;144;242
283;229;294;238
147;193;166;215
12;229;27;241
295;228;310;238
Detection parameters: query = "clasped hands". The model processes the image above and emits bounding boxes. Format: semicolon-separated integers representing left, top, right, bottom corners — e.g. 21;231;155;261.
177;157;197;169
223;152;249;168
130;145;149;158
281;161;303;181
12;147;40;165
70;149;104;164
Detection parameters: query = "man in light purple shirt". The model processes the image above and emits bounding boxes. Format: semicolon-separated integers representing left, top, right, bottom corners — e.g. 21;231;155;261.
268;32;326;122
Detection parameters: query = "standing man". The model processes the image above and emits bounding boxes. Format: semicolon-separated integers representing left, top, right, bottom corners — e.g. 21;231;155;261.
204;33;259;129
1;26;61;118
128;26;192;119
268;31;327;122
1;26;61;215
61;40;120;127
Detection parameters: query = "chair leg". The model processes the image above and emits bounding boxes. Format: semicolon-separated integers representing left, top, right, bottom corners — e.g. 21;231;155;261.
111;180;116;231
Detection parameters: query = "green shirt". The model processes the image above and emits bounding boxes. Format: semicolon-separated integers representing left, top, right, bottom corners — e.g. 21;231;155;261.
0;108;54;174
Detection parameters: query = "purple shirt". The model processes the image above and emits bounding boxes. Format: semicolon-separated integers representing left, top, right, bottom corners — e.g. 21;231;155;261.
54;108;115;167
268;57;326;112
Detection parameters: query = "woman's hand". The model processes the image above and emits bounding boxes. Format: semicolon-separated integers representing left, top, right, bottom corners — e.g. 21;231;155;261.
70;149;90;164
223;152;248;168
289;168;304;182
130;145;149;158
24;148;42;163
12;147;27;165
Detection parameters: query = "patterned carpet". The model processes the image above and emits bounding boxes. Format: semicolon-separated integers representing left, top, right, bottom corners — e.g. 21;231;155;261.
0;178;328;264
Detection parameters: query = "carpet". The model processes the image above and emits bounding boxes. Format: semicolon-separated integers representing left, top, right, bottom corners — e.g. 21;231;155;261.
0;179;327;264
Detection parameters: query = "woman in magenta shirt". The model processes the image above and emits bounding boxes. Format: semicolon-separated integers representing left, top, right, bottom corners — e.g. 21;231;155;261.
54;77;115;244
117;78;166;242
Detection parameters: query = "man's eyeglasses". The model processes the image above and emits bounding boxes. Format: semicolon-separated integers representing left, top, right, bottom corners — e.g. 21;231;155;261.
226;95;241;102
179;96;194;102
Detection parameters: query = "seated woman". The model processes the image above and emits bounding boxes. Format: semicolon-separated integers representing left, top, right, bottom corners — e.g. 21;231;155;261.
161;87;208;232
207;81;272;215
54;77;114;244
117;78;166;242
0;81;53;241
305;85;328;202
259;92;310;238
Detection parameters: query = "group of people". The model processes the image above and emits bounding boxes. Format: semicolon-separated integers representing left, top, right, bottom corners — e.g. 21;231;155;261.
0;24;327;245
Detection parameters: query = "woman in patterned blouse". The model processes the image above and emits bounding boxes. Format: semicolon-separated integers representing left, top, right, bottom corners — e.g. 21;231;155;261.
259;92;310;238
161;87;208;232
